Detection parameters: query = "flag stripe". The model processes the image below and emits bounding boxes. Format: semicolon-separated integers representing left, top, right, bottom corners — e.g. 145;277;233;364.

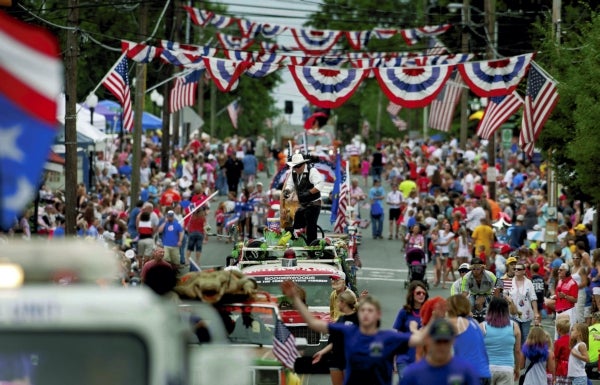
476;92;523;140
519;62;559;155
273;319;299;369
428;74;463;132
102;57;134;132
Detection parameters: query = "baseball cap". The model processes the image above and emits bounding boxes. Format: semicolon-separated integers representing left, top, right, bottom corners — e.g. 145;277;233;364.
458;263;470;272
506;256;518;265
331;271;346;281
167;210;175;216
559;263;570;273
575;223;586;231
429;318;456;341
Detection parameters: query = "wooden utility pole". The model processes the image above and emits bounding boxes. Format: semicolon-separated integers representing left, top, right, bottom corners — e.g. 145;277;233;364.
459;0;470;151
64;0;79;235
171;2;183;149
210;83;216;137
161;0;176;172
131;0;148;209
484;0;496;200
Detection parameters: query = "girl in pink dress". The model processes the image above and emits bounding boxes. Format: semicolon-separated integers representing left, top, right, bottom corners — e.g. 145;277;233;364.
361;157;370;186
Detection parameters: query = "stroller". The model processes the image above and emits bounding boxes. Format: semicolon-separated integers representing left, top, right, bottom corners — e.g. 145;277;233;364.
404;247;428;289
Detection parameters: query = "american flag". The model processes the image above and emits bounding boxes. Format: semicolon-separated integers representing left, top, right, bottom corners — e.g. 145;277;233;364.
428;73;463;132
519;62;559;155
476;91;523;140
102;56;133;132
426;37;447;56
273;319;299;369
227;100;240;129
386;101;402;116
169;70;202;113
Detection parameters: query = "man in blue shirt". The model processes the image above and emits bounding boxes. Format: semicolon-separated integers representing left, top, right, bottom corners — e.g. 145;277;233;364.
158;210;184;270
400;318;479;385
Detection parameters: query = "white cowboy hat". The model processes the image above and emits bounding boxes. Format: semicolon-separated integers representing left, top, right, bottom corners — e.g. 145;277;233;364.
286;153;308;167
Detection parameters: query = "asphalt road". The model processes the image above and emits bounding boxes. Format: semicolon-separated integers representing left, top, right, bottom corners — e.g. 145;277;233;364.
198;172;595;385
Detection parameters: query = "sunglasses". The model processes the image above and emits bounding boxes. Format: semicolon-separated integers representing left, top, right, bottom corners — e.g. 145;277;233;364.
414;291;427;296
515;267;525;271
293;164;303;169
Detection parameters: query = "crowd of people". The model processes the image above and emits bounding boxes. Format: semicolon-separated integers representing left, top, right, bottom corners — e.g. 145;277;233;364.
2;127;600;384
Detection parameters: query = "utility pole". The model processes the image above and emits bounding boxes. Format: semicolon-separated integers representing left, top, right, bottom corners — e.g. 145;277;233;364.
171;2;183;148
546;0;562;254
210;83;216;137
484;0;496;200
64;0;79;235
458;0;470;151
161;1;175;173
131;0;148;209
375;90;382;144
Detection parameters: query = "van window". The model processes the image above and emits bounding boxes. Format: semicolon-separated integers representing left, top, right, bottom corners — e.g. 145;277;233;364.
0;332;148;385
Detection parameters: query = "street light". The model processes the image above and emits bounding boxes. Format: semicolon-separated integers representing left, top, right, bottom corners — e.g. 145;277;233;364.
86;92;98;126
150;89;164;117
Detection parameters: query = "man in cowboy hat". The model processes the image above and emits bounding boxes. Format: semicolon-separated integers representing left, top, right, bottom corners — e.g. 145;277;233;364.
283;153;324;245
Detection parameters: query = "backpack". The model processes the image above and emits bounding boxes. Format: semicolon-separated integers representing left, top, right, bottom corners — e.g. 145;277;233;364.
370;201;383;217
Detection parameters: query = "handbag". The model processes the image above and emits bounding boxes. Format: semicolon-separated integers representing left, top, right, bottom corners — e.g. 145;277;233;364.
518;361;534;385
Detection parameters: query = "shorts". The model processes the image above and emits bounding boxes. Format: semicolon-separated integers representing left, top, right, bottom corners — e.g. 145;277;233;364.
137;238;155;257
187;232;204;252
163;246;180;265
389;208;401;221
593;287;600;295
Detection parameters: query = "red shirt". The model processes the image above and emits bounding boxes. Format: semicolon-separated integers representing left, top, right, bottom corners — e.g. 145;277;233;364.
555;276;578;313
160;189;181;207
187;213;206;233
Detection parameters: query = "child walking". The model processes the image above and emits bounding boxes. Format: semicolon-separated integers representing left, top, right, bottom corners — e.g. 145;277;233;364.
568;322;589;385
520;326;555;385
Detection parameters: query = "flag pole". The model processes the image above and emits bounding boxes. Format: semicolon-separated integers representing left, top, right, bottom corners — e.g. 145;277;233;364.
345;154;351;224
146;68;195;93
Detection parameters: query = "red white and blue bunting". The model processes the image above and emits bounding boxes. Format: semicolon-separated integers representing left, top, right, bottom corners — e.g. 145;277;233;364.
458;53;534;97
290;28;343;56
202;57;250;92
374;65;455;108
289;66;370;108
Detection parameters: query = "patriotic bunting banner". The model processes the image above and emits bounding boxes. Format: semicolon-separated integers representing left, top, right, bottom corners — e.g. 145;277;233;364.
237;19;262;39
372;28;398;40
476;92;523;140
208;13;234;29
261;23;288;38
216;33;255;51
121;40;162;63
458;53;534;97
288;55;320;66
519;62;559;155
223;49;256;62
244;62;280;78
183;6;213;27
402;24;452;45
203;57;250;92
290;28;343;55
288;65;370;108
375;65;455;108
345;30;371;50
160;49;204;68
256;52;288;65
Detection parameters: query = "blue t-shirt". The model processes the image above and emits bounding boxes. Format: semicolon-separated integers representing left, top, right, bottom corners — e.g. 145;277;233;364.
392;308;421;365
400;356;480;385
453;317;491;379
128;207;141;238
328;323;409;385
161;219;183;247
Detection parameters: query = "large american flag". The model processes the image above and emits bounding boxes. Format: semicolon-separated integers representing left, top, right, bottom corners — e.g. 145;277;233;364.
476;91;523;140
428;73;463;132
387;102;407;131
330;153;348;234
519;62;559;155
102;57;133;132
169;70;202;113
273;319;299;369
386;101;402;116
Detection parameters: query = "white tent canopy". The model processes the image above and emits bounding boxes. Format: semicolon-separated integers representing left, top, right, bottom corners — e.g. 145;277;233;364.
56;93;109;151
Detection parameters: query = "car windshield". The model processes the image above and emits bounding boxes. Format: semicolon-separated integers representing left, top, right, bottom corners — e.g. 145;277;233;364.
218;305;277;346
252;277;331;308
0;332;147;385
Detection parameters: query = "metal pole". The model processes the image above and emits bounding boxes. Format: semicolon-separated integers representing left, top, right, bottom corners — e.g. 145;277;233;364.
64;0;79;235
375;90;382;144
459;0;470;151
